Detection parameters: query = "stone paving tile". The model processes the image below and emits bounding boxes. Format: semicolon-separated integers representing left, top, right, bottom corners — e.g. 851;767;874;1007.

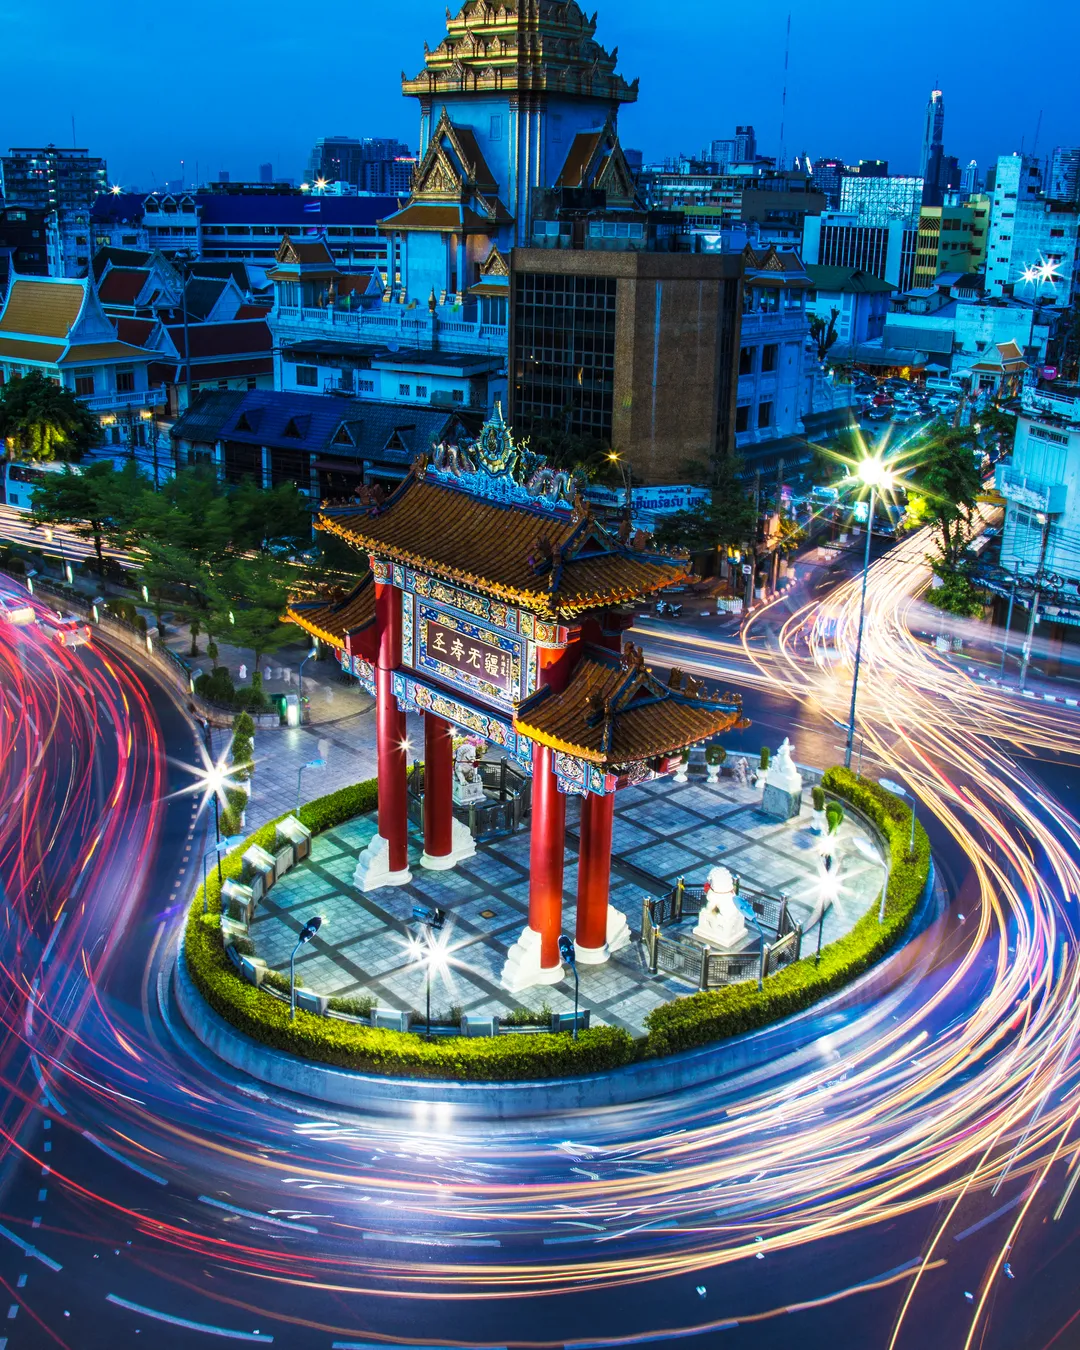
245;776;888;1037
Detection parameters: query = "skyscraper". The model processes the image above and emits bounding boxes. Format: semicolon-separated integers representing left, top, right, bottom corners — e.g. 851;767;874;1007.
0;145;108;276
921;89;945;180
259;162;273;184
962;159;979;194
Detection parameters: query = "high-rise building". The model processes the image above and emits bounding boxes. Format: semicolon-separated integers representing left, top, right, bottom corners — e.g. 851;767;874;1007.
839;174;923;227
962;159;979;194
986;153;1051;298
811;157;846;210
710;126;757;170
305;137;416;195
1050;147;1080;205
259;162;274;184
920;89;945;180
1;145;108;276
856;160;889;178
218;170;230;184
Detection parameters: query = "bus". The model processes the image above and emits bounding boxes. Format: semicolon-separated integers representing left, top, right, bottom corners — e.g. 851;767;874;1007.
0;460;81;511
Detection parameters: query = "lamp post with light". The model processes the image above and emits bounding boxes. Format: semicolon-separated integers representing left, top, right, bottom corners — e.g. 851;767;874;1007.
412;906;447;1039
296;756;326;816
298;645;318;707
607;450;633;519
844;456;894;770
290;916;323;1020
558;935;579;1039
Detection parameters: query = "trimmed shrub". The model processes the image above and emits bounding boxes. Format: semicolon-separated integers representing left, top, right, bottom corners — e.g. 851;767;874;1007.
641;768;930;1058
328;994;377;1019
232;712;256;738
196;666;236;704
812;784;826;812
826;801;845;834
759;746;770;770
705;745;727;767
184;779;635;1082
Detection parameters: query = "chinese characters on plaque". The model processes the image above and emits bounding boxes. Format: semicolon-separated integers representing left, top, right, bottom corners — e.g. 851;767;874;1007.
421;615;517;700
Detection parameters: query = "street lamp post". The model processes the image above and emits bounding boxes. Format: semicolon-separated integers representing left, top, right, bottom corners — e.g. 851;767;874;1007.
296;756;326;816
879;775;917;858
607;451;632;519
298;645;318;707
558;935;579;1040
844;458;893;770
290;916;323;1021
412;905;447;1039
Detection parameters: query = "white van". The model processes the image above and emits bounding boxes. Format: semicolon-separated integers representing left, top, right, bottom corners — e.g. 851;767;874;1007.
925;378;963;397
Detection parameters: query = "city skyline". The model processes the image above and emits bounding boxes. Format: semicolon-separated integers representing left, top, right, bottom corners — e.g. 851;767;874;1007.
3;0;1076;191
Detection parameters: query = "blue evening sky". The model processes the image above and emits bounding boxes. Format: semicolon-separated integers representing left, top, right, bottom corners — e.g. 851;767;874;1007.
3;0;1076;190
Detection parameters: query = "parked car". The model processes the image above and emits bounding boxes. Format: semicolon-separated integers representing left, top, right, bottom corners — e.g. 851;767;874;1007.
40;613;91;647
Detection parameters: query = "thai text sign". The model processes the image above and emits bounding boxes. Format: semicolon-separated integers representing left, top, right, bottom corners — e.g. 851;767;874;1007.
416;603;522;707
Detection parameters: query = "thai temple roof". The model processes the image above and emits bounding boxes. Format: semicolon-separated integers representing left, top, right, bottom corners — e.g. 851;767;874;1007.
403;1;638;105
514;644;746;767
315;407;691;620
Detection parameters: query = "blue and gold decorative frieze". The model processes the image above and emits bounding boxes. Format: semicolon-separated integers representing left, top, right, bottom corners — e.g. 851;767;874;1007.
370;557;392;585
339;649;376;695
554;752;617;797
391;672;533;765
401;590;415;666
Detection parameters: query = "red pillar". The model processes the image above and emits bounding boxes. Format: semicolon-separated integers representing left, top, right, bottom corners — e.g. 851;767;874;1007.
375;577;409;874
422;712;453;863
575;791;615;957
528;743;567;970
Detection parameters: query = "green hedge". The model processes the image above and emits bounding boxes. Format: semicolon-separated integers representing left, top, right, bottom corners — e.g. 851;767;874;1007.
184;778;635;1082
640;768;931;1058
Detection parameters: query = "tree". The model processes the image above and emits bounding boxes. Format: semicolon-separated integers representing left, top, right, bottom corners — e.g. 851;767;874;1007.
809;308;840;362
29;460;147;574
0;371;101;462
909;419;982;569
230;479;313;554
213;554;298;691
654;454;758;555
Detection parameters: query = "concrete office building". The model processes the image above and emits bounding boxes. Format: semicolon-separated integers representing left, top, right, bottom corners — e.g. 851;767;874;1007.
510;243;743;485
803;212;918;291
1;146;108;276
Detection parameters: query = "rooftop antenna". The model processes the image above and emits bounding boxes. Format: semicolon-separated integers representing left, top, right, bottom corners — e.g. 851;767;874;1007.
778;13;791;172
71;114;76;149
1031;109;1043;157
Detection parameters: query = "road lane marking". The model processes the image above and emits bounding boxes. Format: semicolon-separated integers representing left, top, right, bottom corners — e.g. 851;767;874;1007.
197;1196;317;1233
105;1295;273;1341
952;1192;1025;1242
0;1222;62;1272
82;1132;168;1186
360;1232;499;1248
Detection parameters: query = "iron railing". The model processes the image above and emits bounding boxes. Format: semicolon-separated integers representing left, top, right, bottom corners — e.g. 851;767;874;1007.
640;875;803;991
407;757;531;843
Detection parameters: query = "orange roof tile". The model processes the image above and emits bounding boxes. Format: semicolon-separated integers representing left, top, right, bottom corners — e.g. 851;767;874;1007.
0;336;66;363
514;646;746;766
287;577;377;652
320;478;688;620
0;278;84;339
57;341;153;364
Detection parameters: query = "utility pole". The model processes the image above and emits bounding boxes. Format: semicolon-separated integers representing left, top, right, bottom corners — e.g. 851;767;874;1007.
1019;516;1052;690
1000;562;1019;677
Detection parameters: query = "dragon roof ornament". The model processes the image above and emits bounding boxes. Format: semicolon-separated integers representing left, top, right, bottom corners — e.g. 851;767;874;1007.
418;402;586;512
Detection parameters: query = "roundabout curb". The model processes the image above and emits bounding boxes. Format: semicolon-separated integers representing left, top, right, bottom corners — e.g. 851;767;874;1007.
174;860;939;1120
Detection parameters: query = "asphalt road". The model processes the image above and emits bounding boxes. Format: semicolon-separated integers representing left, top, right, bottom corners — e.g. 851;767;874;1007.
0;546;1078;1350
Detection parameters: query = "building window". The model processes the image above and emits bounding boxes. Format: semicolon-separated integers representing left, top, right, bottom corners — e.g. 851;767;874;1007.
358;379;375;393
757;401;773;429
415;385;428;399
73;369;95;397
399;383;411;397
452;389;464;403
736;404;750;433
115;367;135;393
739;346;755;375
296;365;318;387
762;344;779;372
246;378;258;390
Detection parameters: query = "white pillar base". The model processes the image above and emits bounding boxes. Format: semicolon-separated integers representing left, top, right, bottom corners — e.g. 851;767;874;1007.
420;818;476;871
574;906;632;966
500;926;563;994
353;833;412;891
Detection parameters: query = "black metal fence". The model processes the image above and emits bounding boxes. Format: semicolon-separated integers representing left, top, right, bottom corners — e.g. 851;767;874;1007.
408;756;531;843
640;876;803;991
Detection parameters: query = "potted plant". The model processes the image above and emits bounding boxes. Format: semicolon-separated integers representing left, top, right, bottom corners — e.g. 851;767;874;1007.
674;747;690;784
756;745;770;791
811;784;827;834
705;744;726;784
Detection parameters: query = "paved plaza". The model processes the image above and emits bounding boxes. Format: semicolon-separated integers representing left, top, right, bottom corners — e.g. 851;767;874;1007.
249;775;886;1038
